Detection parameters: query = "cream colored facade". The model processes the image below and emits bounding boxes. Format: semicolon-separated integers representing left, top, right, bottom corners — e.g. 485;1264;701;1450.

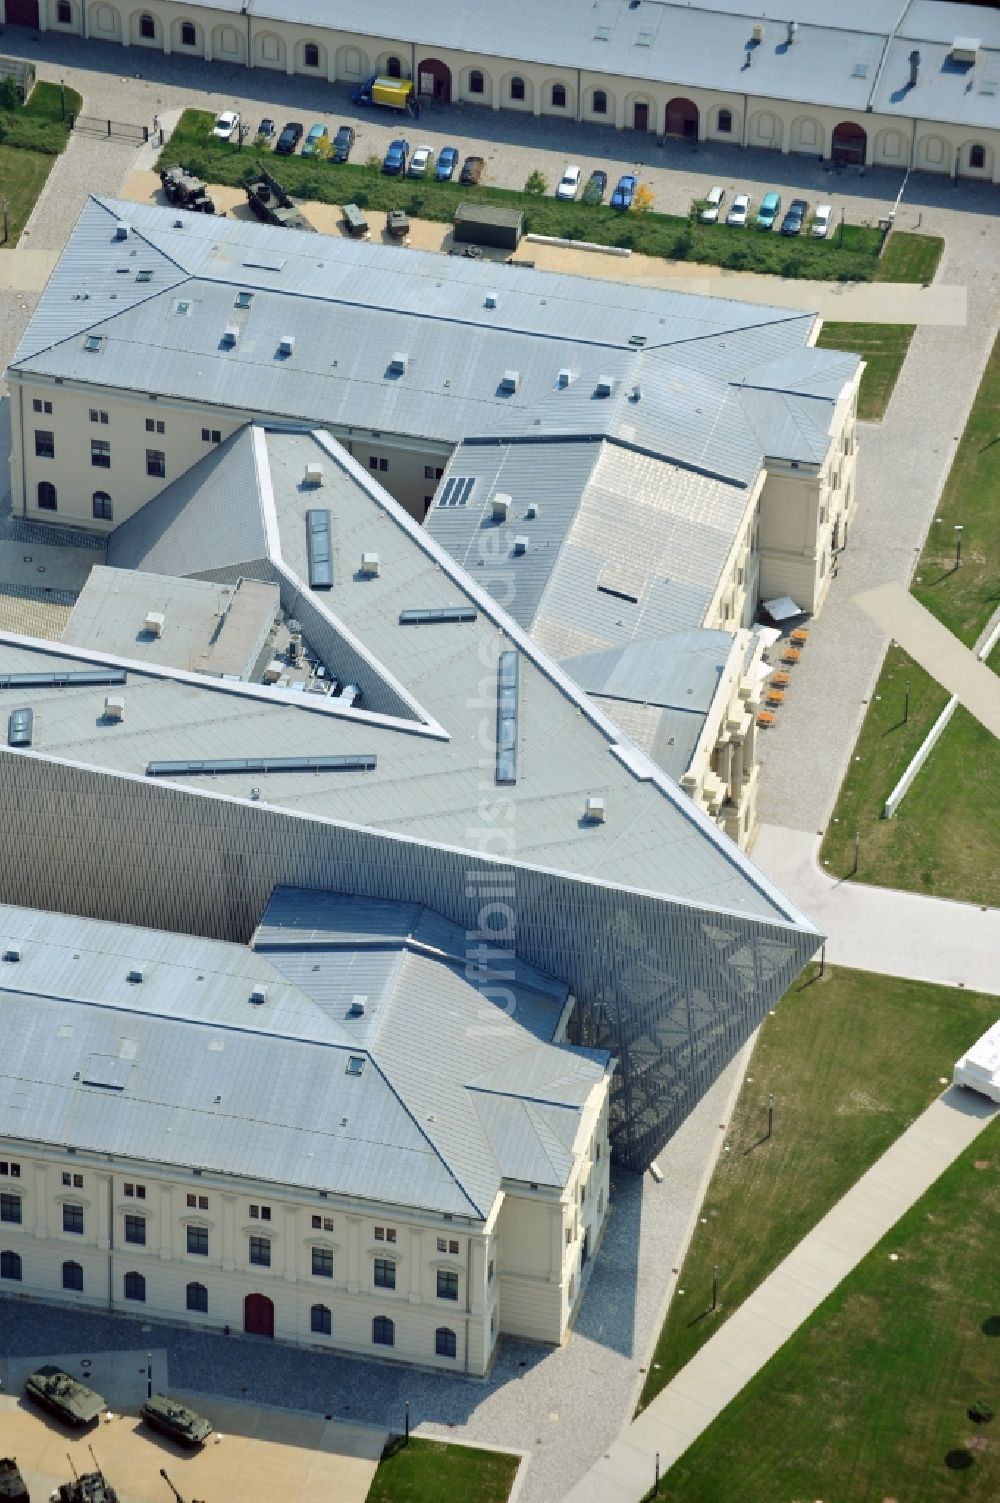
681;628;765;850
0;1085;608;1373
6;0;998;182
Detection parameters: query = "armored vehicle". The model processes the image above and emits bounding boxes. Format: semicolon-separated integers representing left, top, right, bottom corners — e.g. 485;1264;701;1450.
56;1458;118;1503
0;1456;28;1503
158;164;216;215
243;167;315;231
140;1394;212;1447
24;1366;105;1428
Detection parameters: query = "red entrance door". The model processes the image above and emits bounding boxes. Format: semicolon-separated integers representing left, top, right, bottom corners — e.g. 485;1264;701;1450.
5;0;40;27
665;97;699;138
244;1292;274;1337
633;101;649;131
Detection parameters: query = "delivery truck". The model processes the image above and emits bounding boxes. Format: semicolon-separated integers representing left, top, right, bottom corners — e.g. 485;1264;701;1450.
354;75;415;111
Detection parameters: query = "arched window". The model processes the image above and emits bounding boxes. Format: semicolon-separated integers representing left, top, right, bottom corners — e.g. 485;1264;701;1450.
386;56;402;78
969;143;985;169
186;1281;208;1312
372;1315;394;1346
57;0;72;22
551;83;567;109
469;69;484;94
717;107;733;134
510;76;526;102
435;1326;457;1358
124;1271;145;1302
92;491;113;521
304;42;319;68
63;1260;84;1291
592;89;608;115
1;1250;22;1280
139;13;155;39
37;481;57;511
311;1303;332;1334
181;21;196;47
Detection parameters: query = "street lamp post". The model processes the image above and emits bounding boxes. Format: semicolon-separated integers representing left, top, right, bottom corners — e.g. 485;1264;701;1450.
954;524;964;566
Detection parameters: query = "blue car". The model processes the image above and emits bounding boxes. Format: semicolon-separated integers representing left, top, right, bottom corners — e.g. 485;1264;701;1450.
382;138;410;175
611;173;637;210
352;75;376;106
435;146;459;181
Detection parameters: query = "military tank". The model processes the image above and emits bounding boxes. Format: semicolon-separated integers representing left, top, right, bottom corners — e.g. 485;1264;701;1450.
24;1367;105;1429
0;1456;29;1503
140;1394;212;1447
55;1451;118;1503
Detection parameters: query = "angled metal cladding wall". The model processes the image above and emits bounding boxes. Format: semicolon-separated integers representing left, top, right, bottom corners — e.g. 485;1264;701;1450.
0;752;818;1168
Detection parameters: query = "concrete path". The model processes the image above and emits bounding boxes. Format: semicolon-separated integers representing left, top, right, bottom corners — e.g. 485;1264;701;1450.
563;1085;998;1503
621;273;967;323
0;250;59;291
751;825;1000;995
856;582;1000;738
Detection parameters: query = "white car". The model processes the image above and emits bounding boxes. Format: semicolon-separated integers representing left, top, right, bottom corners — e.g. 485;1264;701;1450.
701;185;725;222
726;192;752;227
555;164;582;201
212;110;240;141
408;144;434;177
812;203;833;238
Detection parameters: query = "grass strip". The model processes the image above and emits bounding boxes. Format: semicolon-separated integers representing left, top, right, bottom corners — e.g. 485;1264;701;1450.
366;1436;519;1503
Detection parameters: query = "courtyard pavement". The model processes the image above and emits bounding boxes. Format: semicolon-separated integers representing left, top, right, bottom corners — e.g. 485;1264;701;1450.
563;1085;999;1503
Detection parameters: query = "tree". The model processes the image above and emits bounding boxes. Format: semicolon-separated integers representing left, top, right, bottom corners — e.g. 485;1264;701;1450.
630;183;654;216
524;169;547;196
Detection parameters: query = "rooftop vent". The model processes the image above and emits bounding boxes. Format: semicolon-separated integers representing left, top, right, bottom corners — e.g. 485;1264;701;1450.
557;367;573;388
492;493;511;521
596;375;615;397
249;985;268;1006
389;351;408;375
629;384;642;403
144;610;165;638
346;1055;365;1076
501;370;520;393
751;21;764;43
278;334;295;357
222;325;239;346
114;222;129;241
525;504;539;519
339;683;361;706
349;995;367;1017
584;795;606;824
234;290;253;309
104;694;125;722
485;291;498;309
127;968;144;984
513;535;529;556
3;945;21;963
303;463;324;487
951;37;980;65
909;48;920;87
786;20;797;46
360;552;380;577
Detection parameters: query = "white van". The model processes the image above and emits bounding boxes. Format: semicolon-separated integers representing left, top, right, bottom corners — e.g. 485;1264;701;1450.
700;185;725;222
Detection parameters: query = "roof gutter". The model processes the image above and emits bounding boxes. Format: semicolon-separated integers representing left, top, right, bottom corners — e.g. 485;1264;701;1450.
867;2;909;113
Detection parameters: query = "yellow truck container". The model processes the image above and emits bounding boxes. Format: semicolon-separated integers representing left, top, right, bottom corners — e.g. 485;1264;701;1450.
372;77;414;110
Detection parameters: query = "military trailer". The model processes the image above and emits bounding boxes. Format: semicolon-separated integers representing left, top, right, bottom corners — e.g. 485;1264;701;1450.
243;167;315;231
158;164;216;215
453;203;524;251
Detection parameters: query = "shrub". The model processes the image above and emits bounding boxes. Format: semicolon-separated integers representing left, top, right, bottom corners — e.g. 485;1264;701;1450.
968;1401;994;1424
631;183;654;216
524;169;547;196
365;152;381;170
0;76;24;111
670;230;693;260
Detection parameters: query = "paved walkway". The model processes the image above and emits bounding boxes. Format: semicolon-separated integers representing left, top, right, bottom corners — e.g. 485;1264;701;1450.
563;1085;998;1503
751;825;1000;995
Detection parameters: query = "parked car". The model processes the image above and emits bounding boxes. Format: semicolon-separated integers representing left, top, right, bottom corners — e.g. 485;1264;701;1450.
582;169;608;205
382;137;410;174
611;173;637;210
301;123;329;158
436;146;460;180
812;202;833;238
211;110;240;141
275;121;304;155
700;184;725;222
755;191;782;230
332;124;356;163
780;198;809;235
726;192;752;227
408;144;434;176
555;164;582;201
352;75;376;105
460;155;485;185
255;118;275;144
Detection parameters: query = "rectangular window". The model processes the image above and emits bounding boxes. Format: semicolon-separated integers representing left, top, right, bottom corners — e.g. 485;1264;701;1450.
437;1270;459;1301
312;1248;333;1278
35;430;54;459
187;1194;196;1207
187;1281;208;1312
311;1303;332;1334
63;1260;84;1291
386;1227;396;1243
57;0;72;21
33;399;41;412
311;1215;334;1231
0;1193;22;1224
124;1214;146;1246
249;1236;270;1267
90;409;109;424
187;1226;209;1256
63;1203;84;1235
449;1239;459;1255
374;1226;384;1240
145;418;164;434
373;1257;395;1289
199;1195;208;1210
91;439;111;469
201;428;221;443
146;449;165;478
437;1237;447;1252
488;1258;495;1282
0;1162;20;1177
423;465;444;480
33;399;53;414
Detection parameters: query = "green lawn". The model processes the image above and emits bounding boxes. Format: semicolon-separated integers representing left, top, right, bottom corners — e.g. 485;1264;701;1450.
0;144;56;246
637;964;997;1411
0;80;82;248
659;1119;1000;1502
365;1437;519;1503
164;110;899;280
820;333;1000;902
875;228;945;285
817;321;915;420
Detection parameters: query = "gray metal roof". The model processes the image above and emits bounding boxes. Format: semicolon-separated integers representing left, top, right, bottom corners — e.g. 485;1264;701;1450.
0;893;606;1218
563;630;732;712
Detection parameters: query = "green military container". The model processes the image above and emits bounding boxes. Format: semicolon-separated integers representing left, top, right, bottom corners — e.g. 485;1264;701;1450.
453;203;523;251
